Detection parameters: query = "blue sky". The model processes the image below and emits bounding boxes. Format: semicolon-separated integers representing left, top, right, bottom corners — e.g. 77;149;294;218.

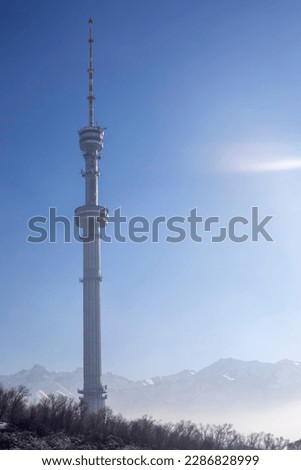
1;0;301;379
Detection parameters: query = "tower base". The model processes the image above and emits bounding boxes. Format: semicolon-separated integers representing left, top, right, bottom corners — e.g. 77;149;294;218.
78;386;107;414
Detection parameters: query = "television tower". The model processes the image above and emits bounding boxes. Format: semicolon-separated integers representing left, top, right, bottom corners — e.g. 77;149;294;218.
75;19;108;413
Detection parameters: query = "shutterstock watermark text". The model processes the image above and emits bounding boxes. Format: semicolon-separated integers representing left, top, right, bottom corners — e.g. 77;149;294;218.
27;207;273;244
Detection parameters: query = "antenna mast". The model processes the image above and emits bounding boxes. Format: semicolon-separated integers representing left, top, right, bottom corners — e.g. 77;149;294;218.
88;18;95;127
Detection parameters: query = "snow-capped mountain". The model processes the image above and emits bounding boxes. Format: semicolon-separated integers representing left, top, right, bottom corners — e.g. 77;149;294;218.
2;358;301;439
2;359;301;410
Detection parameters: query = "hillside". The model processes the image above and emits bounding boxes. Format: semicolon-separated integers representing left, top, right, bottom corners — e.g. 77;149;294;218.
2;358;301;439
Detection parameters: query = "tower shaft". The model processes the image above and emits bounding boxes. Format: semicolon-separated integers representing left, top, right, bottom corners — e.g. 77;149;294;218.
75;19;107;413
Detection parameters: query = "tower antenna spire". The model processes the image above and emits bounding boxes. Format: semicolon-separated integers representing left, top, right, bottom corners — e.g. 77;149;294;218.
88;18;95;127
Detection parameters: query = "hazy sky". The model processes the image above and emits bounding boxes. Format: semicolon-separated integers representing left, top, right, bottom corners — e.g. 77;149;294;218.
2;0;301;380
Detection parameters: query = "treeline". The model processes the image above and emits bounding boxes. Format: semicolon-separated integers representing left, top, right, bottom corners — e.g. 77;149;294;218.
0;385;299;449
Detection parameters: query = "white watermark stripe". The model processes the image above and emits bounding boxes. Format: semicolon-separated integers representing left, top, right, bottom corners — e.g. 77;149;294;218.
0;450;301;470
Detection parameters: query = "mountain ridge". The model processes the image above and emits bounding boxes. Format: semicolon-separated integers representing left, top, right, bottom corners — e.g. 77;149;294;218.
3;358;301;439
2;357;301;407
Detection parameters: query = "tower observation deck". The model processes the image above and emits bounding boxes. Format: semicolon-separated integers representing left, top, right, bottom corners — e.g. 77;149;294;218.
75;19;108;413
